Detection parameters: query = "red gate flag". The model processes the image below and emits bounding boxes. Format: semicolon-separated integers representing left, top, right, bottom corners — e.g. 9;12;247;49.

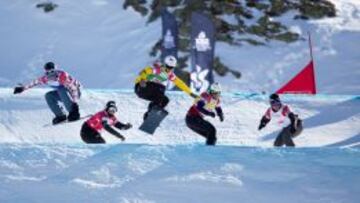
276;60;316;94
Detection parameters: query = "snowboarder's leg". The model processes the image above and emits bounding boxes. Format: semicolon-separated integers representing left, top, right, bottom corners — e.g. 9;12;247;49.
276;126;295;147
45;90;66;117
136;83;168;120
186;115;217;145
57;86;80;121
274;128;287;147
80;123;105;144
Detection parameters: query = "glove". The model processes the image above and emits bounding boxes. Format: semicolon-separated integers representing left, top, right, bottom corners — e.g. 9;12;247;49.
123;123;132;130
209;112;216;118
190;93;199;99
258;123;266;131
119;135;126;141
14;86;25;94
218;113;224;122
139;80;147;88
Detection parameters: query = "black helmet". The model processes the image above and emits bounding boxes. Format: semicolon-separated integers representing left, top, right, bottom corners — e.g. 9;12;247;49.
105;101;117;113
269;93;281;103
44;62;55;71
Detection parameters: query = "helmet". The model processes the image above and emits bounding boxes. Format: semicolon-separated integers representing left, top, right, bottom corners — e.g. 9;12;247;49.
208;82;221;94
164;55;177;68
269;93;282;109
269;93;280;103
105;100;117;114
44;62;55;71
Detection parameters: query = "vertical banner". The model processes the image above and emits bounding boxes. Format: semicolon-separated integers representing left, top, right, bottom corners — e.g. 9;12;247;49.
161;8;178;61
190;12;215;94
161;8;180;90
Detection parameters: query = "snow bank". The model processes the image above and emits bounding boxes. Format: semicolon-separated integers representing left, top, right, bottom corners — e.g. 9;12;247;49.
1;88;359;147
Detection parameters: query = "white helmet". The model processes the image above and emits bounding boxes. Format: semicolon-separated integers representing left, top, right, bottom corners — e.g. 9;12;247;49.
164;55;177;68
208;82;221;94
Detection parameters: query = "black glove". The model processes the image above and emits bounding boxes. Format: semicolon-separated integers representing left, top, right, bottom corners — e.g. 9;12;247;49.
209;112;216;118
218;113;224;122
14;86;25;94
123;123;132;130
119;135;126;141
258;123;266;130
190;93;199;99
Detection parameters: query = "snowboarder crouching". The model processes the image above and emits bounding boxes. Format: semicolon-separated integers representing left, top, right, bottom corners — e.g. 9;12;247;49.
185;83;224;146
80;101;132;144
258;93;303;147
134;55;197;120
13;62;81;125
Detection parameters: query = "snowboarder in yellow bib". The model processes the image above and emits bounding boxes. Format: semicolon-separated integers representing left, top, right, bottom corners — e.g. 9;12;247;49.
135;55;197;120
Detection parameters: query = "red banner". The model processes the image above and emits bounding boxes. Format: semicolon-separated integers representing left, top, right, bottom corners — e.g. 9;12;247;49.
276;60;316;94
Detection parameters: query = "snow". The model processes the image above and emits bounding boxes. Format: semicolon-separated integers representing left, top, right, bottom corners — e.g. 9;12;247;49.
0;144;359;203
1;88;359;147
0;0;360;202
0;0;359;94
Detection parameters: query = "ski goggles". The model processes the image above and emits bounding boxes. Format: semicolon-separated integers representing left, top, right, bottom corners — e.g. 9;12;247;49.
107;106;117;114
270;99;281;107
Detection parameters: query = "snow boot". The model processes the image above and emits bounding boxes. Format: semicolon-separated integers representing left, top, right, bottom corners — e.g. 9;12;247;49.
52;115;67;125
67;103;80;122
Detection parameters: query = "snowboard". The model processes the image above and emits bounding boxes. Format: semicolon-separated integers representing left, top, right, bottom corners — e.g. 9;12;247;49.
139;108;168;134
43;114;92;127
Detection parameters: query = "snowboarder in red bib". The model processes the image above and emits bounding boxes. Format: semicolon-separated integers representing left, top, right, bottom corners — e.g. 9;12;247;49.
13;62;81;124
80;101;132;144
258;93;303;147
134;55;197;120
185;83;224;146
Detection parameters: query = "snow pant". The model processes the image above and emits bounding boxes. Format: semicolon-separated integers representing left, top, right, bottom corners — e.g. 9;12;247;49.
274;120;303;147
45;86;77;117
135;82;169;110
186;114;217;145
80;122;105;144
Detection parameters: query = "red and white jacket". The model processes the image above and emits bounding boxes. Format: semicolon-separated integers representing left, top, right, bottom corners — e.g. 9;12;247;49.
24;69;81;102
86;111;118;132
263;104;292;127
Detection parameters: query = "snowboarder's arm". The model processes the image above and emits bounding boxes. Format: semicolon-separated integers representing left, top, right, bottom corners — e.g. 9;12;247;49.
258;116;270;130
173;77;192;95
215;107;224;122
135;66;153;84
288;112;299;133
24;76;48;90
114;121;132;130
102;121;125;141
197;100;215;117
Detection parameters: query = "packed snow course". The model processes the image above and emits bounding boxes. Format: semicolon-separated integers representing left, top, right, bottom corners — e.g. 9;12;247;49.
1;89;359;202
1;88;359;147
0;144;359;203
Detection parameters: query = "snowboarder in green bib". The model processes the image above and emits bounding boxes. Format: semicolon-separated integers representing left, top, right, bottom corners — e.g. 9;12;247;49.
134;55;197;120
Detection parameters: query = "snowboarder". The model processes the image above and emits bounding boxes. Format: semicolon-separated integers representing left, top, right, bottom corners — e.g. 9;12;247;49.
80;101;132;144
13;62;81;124
134;55;197;120
185;83;224;146
258;93;303;147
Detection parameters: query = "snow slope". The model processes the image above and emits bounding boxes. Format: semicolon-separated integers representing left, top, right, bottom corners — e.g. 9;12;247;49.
1;88;359;147
0;0;359;94
1;144;359;203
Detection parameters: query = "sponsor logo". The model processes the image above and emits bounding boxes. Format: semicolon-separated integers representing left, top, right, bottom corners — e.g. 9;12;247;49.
191;65;210;93
163;29;175;49
195;31;211;52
